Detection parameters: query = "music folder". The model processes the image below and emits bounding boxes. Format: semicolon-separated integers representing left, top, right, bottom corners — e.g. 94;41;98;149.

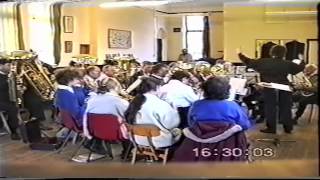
257;82;292;92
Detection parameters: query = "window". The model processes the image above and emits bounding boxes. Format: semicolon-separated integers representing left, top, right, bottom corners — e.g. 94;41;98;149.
185;15;204;60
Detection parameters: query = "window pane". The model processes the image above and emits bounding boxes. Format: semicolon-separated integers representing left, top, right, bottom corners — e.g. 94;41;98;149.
187;31;203;60
186;16;204;31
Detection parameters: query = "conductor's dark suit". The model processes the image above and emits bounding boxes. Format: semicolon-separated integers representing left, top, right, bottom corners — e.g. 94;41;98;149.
285;40;305;61
238;53;305;133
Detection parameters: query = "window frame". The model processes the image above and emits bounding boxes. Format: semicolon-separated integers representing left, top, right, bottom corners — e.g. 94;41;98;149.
184;15;204;59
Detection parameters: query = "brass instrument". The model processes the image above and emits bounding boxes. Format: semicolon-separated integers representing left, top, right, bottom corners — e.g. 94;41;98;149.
7;51;55;104
298;74;314;97
7;60;25;107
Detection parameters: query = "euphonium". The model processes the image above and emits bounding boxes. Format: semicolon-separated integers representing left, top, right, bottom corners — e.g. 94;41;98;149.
300;75;314;97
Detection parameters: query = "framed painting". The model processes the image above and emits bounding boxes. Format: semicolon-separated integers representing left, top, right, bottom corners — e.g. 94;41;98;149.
64;41;72;53
108;29;132;49
63;16;74;33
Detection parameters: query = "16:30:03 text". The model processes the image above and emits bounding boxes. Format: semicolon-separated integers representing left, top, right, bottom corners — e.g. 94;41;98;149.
192;147;275;158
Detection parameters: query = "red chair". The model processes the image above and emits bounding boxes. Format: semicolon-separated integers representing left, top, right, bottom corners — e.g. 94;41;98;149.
57;110;83;154
71;113;128;162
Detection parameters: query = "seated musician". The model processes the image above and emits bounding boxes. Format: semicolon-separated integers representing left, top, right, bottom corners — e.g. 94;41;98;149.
188;76;251;130
126;63;168;96
124;77;181;148
83;66;107;92
54;68;86;126
150;63;170;85
160;70;200;128
128;61;153;85
102;65;116;78
83;78;130;157
0;58;20;140
293;64;318;124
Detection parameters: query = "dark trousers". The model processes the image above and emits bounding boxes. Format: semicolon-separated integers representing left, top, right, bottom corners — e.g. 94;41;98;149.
0;102;19;133
23;90;46;122
294;94;318;118
242;94;264;119
177;106;190;129
263;88;293;132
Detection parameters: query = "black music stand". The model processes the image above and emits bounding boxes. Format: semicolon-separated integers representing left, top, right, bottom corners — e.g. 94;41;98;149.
256;83;296;147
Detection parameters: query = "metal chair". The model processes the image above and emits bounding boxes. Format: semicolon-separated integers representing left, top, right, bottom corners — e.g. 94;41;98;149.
56;110;83;154
71;113;128;162
0;111;11;135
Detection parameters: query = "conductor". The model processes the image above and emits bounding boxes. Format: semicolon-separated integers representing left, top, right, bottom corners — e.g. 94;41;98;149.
237;45;305;134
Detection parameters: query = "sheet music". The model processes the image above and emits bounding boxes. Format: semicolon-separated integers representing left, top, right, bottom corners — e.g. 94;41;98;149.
257;82;292;92
229;77;247;95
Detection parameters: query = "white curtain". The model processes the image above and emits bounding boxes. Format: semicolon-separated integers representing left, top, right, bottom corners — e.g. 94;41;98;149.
27;2;56;65
0;2;20;53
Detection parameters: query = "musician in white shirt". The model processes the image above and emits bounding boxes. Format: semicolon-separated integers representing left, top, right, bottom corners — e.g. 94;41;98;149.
125;77;181;148
160;71;200;128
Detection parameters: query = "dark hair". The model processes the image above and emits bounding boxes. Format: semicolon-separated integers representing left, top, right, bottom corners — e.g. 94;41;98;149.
142;61;153;66
270;45;287;59
0;58;9;65
97;78;119;94
171;70;190;81
124;77;160;124
201;76;230;100
55;68;82;85
151;63;168;74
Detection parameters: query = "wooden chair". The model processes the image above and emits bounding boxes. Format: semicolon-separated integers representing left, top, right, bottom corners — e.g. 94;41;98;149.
127;124;169;165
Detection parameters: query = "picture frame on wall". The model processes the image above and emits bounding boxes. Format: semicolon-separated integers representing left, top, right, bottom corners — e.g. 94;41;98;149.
108;29;132;49
80;44;90;54
63;16;74;33
64;41;73;53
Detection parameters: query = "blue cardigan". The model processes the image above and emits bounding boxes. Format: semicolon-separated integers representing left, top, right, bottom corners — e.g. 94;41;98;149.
55;88;87;125
188;99;251;130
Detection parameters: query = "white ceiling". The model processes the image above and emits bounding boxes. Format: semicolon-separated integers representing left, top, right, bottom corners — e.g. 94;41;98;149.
9;0;318;12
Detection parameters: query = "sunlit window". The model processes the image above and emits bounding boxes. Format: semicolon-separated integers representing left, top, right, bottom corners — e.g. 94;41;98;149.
185;15;204;60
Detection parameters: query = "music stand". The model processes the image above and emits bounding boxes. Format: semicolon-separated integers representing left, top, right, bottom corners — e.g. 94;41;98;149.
255;82;296;147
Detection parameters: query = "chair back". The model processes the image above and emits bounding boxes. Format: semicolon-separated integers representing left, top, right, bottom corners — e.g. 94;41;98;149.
87;113;127;141
60;110;82;133
126;124;161;147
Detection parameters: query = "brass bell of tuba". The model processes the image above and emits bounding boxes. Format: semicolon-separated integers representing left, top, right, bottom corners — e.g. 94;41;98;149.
8;51;55;103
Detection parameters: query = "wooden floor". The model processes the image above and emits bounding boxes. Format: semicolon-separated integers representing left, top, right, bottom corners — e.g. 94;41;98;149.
0;105;318;178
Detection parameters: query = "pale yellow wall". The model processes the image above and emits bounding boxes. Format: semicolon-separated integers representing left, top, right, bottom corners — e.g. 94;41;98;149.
166;16;183;61
94;7;156;64
209;12;224;59
60;6;92;66
224;6;317;62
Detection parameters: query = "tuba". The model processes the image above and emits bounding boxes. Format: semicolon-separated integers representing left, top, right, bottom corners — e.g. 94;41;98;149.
8;51;55;102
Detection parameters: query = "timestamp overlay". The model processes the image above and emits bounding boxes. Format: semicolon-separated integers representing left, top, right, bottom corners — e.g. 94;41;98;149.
192;147;276;159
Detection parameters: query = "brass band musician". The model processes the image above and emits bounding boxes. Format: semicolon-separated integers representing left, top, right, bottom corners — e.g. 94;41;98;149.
0;58;21;140
292;64;318;124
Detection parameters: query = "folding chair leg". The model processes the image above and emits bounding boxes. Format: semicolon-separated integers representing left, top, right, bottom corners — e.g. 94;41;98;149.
131;148;137;165
87;151;93;163
162;148;169;165
308;105;314;123
102;141;113;159
122;142;133;162
57;130;72;154
0;112;11;134
72;133;78;144
70;137;87;160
